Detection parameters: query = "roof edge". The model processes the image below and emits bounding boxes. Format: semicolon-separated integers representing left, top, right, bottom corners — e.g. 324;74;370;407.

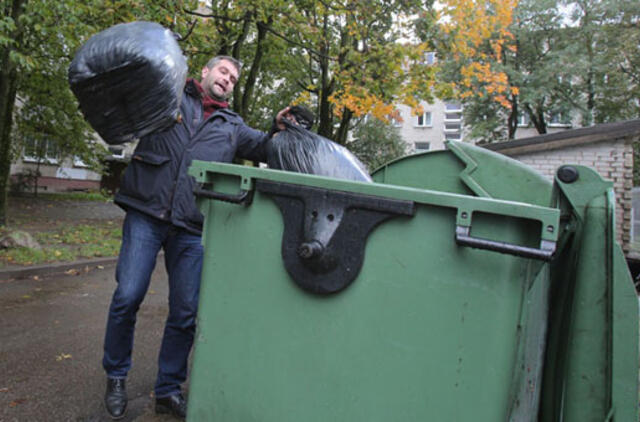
482;119;640;154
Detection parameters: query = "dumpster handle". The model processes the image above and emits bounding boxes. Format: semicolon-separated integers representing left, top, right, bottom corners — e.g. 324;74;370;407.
193;185;251;205
455;226;555;261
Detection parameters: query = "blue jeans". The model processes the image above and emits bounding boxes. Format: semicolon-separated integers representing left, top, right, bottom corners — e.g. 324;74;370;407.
103;209;203;398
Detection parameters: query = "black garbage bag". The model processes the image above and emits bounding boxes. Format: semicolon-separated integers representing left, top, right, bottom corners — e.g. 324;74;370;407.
267;120;372;182
68;21;187;144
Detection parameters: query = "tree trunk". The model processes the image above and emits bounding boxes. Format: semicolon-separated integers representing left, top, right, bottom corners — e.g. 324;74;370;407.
231;11;253;113
524;103;547;135
507;95;518;140
334;108;352;145
585;39;595;125
316;14;333;139
507;38;519;140
240;18;269;118
0;0;27;226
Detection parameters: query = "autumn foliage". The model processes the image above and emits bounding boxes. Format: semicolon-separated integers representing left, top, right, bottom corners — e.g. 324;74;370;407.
440;0;519;108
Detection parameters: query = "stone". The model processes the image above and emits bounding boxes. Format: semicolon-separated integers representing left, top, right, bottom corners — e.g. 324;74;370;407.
0;230;42;250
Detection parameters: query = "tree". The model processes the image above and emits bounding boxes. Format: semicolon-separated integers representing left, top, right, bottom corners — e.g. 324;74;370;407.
187;0;439;143
272;0;437;144
347;117;408;170
563;0;640;124
0;0;442;226
1;0;29;225
436;0;639;143
0;0;210;225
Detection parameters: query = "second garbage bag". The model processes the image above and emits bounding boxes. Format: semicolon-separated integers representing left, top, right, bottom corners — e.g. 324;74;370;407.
267;119;372;182
68;21;188;144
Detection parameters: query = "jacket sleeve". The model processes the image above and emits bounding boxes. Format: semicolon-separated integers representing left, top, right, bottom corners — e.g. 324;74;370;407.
235;122;272;163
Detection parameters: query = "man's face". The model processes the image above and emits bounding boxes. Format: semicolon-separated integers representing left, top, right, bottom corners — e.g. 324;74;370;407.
201;59;239;100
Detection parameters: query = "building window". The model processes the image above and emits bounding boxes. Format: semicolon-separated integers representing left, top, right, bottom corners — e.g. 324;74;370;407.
445;103;462;112
415;112;432;127
424;52;436;65
108;146;125;159
23;137;59;164
444;112;462;121
445;132;462;141
444;122;462;132
517;113;529;127
73;157;89;168
391;117;403;128
548;111;571;127
414;142;430;151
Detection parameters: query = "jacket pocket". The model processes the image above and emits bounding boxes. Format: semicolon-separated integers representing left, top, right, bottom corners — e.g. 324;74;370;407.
120;151;172;203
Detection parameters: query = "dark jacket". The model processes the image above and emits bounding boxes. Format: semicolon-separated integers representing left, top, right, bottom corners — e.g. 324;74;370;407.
114;80;270;235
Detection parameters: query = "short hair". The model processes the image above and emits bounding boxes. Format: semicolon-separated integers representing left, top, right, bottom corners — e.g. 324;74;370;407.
205;56;242;77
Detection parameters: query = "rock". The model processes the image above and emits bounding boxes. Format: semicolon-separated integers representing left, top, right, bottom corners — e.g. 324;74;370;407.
0;230;42;250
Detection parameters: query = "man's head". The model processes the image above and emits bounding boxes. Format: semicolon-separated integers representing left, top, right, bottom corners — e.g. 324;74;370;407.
200;56;242;101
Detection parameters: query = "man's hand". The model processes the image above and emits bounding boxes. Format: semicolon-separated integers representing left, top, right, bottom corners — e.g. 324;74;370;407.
275;106;298;131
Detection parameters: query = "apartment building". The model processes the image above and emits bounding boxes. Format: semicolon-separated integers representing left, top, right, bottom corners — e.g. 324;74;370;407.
394;99;465;152
394;99;576;152
9;138;134;194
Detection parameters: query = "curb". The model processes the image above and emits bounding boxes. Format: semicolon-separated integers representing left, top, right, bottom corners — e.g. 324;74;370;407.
0;256;119;281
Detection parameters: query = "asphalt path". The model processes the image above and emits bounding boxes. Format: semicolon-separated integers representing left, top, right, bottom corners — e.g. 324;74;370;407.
0;261;181;422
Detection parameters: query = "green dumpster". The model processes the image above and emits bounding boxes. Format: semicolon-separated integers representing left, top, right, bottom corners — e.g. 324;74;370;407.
187;141;638;421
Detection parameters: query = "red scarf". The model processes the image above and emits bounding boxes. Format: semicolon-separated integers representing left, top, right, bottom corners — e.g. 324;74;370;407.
189;78;229;119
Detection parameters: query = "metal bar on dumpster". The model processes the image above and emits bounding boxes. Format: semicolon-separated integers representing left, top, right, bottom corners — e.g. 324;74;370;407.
193;184;251;205
455;226;556;261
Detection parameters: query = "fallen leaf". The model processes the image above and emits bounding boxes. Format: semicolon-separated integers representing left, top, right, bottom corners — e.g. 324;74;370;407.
32;276;39;281
9;398;26;407
64;269;80;276
0;387;9;393
56;353;72;361
97;265;104;270
54;250;62;257
21;295;31;299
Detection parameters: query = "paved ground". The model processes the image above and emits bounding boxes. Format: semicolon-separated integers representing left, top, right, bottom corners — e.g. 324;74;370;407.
0;197;185;421
0;260;184;422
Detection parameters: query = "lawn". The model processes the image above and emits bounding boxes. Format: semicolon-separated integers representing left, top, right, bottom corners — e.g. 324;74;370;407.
0;193;124;267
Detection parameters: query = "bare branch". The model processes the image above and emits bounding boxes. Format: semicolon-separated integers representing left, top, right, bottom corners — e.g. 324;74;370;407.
176;20;198;42
256;21;337;61
183;7;245;23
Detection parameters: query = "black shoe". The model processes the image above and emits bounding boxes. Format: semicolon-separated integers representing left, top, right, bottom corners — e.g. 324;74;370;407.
104;378;127;420
155;392;187;419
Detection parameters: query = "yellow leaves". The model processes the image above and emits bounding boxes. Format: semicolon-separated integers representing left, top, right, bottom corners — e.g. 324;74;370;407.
56;353;72;361
411;104;425;116
439;0;518;109
329;86;395;123
292;91;312;106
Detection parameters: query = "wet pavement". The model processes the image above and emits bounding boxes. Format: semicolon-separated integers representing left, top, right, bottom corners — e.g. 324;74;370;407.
0;260;182;422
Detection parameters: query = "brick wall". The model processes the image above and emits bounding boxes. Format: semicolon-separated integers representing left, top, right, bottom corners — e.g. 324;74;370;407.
508;139;634;251
484;120;640;254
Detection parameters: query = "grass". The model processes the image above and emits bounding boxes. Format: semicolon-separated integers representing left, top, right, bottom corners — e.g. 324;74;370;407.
0;222;122;267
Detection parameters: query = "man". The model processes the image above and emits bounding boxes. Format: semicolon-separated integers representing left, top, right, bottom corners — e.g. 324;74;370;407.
102;55;291;420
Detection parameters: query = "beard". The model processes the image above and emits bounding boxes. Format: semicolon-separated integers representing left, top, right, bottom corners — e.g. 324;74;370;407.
203;77;229;101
